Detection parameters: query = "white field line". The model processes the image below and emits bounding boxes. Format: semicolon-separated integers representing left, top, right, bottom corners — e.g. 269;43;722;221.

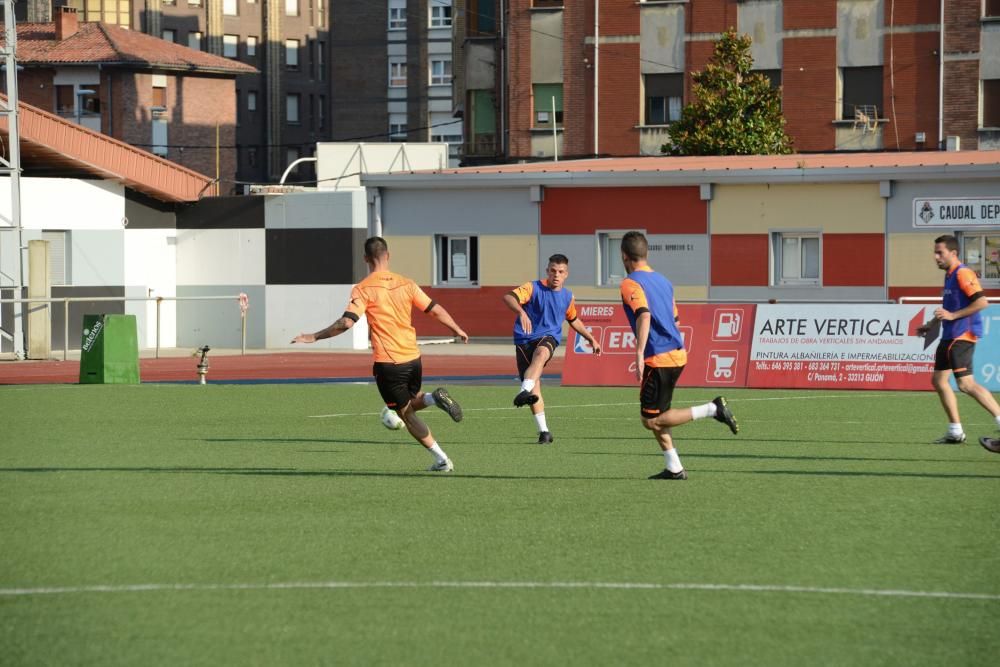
1;580;997;601
308;393;865;419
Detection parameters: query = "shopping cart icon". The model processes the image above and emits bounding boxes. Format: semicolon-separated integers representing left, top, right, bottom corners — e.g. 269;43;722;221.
708;352;738;383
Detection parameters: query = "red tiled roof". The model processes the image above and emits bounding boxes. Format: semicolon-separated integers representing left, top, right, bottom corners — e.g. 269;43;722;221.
6;22;256;75
0;94;215;203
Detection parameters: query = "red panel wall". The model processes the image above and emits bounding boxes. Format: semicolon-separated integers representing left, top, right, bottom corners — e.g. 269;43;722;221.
822;234;885;286
541;187;706;234
416;286;514;337
711;234;770;286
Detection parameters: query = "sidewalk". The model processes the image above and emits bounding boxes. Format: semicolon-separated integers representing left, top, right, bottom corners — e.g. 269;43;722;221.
0;340;564;385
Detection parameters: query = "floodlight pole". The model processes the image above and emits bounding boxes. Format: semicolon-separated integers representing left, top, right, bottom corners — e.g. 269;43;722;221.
0;0;25;359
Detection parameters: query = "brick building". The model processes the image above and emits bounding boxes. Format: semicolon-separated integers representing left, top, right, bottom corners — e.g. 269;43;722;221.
454;0;1000;163
7;7;255;188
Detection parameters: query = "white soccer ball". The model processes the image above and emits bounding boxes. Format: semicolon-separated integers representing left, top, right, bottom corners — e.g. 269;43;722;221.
380;406;405;430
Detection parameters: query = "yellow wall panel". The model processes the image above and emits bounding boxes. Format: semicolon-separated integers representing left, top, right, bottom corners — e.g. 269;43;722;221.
712;184;884;234
479;235;539;286
888;234;942;286
383;235;433;285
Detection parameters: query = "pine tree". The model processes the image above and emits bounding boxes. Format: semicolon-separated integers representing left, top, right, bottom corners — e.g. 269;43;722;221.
663;30;792;156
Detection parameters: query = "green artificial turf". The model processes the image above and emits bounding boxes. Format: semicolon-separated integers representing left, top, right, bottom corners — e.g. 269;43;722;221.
1;383;998;666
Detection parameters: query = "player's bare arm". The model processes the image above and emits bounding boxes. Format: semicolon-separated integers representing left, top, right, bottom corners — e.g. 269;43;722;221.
291;316;355;344
934;295;988;322
634;312;651;382
569;318;602;355
427;303;469;343
503;292;532;335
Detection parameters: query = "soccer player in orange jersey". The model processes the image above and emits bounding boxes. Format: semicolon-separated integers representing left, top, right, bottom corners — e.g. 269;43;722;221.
292;237;469;471
914;235;1000;448
619;231;739;480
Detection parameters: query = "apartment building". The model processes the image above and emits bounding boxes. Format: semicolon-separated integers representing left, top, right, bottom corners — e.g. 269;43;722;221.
7;7;254;185
454;0;1000;162
330;1;462;165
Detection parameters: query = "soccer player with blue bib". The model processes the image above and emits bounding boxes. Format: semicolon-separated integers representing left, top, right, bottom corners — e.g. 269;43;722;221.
914;234;1000;448
619;231;739;480
504;254;601;444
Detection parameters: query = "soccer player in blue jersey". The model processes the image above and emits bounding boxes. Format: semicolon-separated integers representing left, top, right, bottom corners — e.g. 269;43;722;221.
619;231;739;480
914;235;1000;447
504;254;602;444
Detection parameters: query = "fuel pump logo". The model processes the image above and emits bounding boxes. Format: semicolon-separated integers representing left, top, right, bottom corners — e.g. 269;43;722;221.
712;310;744;341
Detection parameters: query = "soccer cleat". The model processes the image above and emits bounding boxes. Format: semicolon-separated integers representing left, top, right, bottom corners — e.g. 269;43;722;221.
978;436;1000;454
431;387;463;422
712;396;739;434
648;468;688;480
427;458;454;472
513;390;539;408
932;433;966;444
537;431;554;444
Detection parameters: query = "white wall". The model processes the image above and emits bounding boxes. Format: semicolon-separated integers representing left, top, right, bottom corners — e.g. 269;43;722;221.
175;228;266;286
266;284;369;350
0;178;126;230
124;229;178;348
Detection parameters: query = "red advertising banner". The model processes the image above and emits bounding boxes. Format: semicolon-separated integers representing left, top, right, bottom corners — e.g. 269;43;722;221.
746;304;937;391
563;303;756;387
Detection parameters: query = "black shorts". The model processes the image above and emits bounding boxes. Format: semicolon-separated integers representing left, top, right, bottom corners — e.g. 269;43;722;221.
640;365;685;418
515;335;559;380
934;340;975;378
373;358;422;409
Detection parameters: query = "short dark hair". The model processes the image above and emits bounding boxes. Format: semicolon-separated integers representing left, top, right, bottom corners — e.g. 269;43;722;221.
620;231;648;261
364;236;389;260
548;254;569;266
934;235;959;252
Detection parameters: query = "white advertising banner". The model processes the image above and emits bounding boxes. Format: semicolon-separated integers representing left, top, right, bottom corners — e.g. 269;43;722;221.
748;304;939;390
913;197;1000;228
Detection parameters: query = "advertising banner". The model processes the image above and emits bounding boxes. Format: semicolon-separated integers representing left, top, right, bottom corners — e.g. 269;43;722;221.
562;303;756;387
746;304;939;390
967;304;1000;392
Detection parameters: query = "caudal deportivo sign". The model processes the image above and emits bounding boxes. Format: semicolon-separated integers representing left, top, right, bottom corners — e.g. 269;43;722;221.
913;197;1000;227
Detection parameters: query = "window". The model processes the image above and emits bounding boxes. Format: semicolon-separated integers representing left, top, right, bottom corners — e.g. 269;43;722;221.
285;0;298;15
286;40;300;69
468;89;497;154
430;1;452;28
161;29;175;43
223;35;239;58
188;31;203;51
430;58;452;86
41;231;69;286
66;0;130;24
318;0;326;28
247;91;257;111
437;235;479;285
389;113;407;141
247;36;258;57
287;94;300;123
597;231;629;286
984;79;1000;128
223;0;238;14
841;66;882;121
389;60;407;87
287;147;300;169
152;76;167;108
248;147;258;167
533;0;563;7
757;69;782;90
389;0;406;30
152;112;168;156
987;0;1000;17
318;95;325;129
644;73;682;125
772;233;820;285
533;83;563;128
55;85;75;116
468;0;496;35
316;42;325;79
959;233;1000;284
188;0;202;5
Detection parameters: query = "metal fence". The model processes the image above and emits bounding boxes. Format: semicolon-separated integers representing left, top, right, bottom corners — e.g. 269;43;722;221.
0;295;247;360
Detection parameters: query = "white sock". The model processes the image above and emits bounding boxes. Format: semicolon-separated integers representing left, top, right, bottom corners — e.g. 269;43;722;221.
428;442;448;464
948;422;963;436
994;415;1000;430
691;402;717;420
534;411;549;433
521;378;536;393
663;448;683;473
423;393;436;407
